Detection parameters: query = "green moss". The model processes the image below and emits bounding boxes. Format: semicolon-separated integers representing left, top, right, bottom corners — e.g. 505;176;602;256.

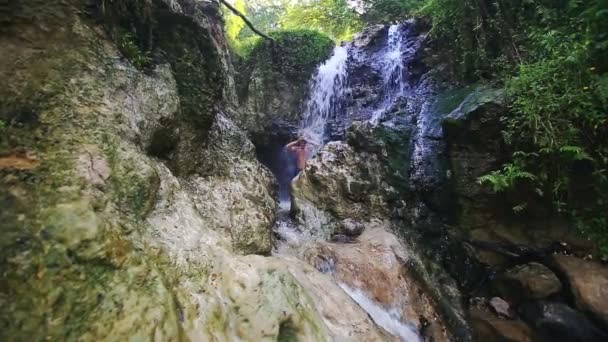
441;117;464;131
101;136;159;220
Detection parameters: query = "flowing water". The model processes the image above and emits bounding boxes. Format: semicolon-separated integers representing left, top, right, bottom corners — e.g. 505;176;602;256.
273;23;432;341
298;45;349;151
369;24;407;124
339;284;422;342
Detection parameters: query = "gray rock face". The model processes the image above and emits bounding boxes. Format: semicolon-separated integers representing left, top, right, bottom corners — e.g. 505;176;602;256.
552;255;608;328
290;131;473;340
496;262;562;301
441;85;508;230
291;141;397;238
233;33;334;139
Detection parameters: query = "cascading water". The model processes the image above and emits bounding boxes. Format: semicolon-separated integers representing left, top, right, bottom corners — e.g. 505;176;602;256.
369;24;407;125
298;45;349;152
272;22;434;341
339;284;422;342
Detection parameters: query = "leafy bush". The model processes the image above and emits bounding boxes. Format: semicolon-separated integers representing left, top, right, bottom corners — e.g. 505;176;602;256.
115;32;152;69
478;163;536;193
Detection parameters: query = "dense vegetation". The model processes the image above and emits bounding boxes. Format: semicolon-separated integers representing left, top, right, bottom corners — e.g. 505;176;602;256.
422;0;608;253
223;0;608;252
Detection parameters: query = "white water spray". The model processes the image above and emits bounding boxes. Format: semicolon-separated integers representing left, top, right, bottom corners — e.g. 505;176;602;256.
299;45;349;151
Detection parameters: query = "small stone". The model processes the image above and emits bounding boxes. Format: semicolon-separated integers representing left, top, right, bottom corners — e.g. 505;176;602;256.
489;297;512;318
338;219;365;237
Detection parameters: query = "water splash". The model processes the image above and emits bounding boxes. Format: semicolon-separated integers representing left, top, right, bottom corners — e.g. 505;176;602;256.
299;45;349;151
339;284;421;342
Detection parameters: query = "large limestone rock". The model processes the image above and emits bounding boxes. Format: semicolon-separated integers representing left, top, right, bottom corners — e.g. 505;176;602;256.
1;1;376;340
304;223;451;341
552;255;608;328
291;141;397;237
233;31;334;139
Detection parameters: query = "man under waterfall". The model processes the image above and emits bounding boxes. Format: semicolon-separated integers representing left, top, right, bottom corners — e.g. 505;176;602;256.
286;137;313;173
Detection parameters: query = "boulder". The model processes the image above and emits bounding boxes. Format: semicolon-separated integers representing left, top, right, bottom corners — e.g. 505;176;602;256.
552;255;608;328
519;301;608;342
291;141;396;237
496;262;562;301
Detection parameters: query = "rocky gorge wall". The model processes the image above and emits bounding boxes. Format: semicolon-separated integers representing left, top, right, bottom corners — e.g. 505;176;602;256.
3;1;608;341
0;1;393;340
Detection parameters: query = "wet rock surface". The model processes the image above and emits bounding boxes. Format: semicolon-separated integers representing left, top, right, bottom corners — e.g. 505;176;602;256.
304;223;451;341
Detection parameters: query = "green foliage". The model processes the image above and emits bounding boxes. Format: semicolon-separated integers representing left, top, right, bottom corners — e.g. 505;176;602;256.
425;0;608;252
225;0;249;53
282;0;363;41
478;163;536;193
115;32;152;69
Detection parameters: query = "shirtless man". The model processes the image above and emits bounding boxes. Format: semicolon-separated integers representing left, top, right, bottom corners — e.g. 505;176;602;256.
286;137;311;172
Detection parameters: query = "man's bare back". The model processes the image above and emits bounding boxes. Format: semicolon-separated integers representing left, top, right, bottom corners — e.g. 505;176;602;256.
286;137;310;171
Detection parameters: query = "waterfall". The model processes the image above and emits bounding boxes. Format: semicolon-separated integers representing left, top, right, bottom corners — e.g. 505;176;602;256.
298;45;349;151
273;22;431;341
297;23;420;147
370;24;407;125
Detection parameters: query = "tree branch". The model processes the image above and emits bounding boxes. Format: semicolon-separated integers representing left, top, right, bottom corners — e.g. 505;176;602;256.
218;0;275;42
